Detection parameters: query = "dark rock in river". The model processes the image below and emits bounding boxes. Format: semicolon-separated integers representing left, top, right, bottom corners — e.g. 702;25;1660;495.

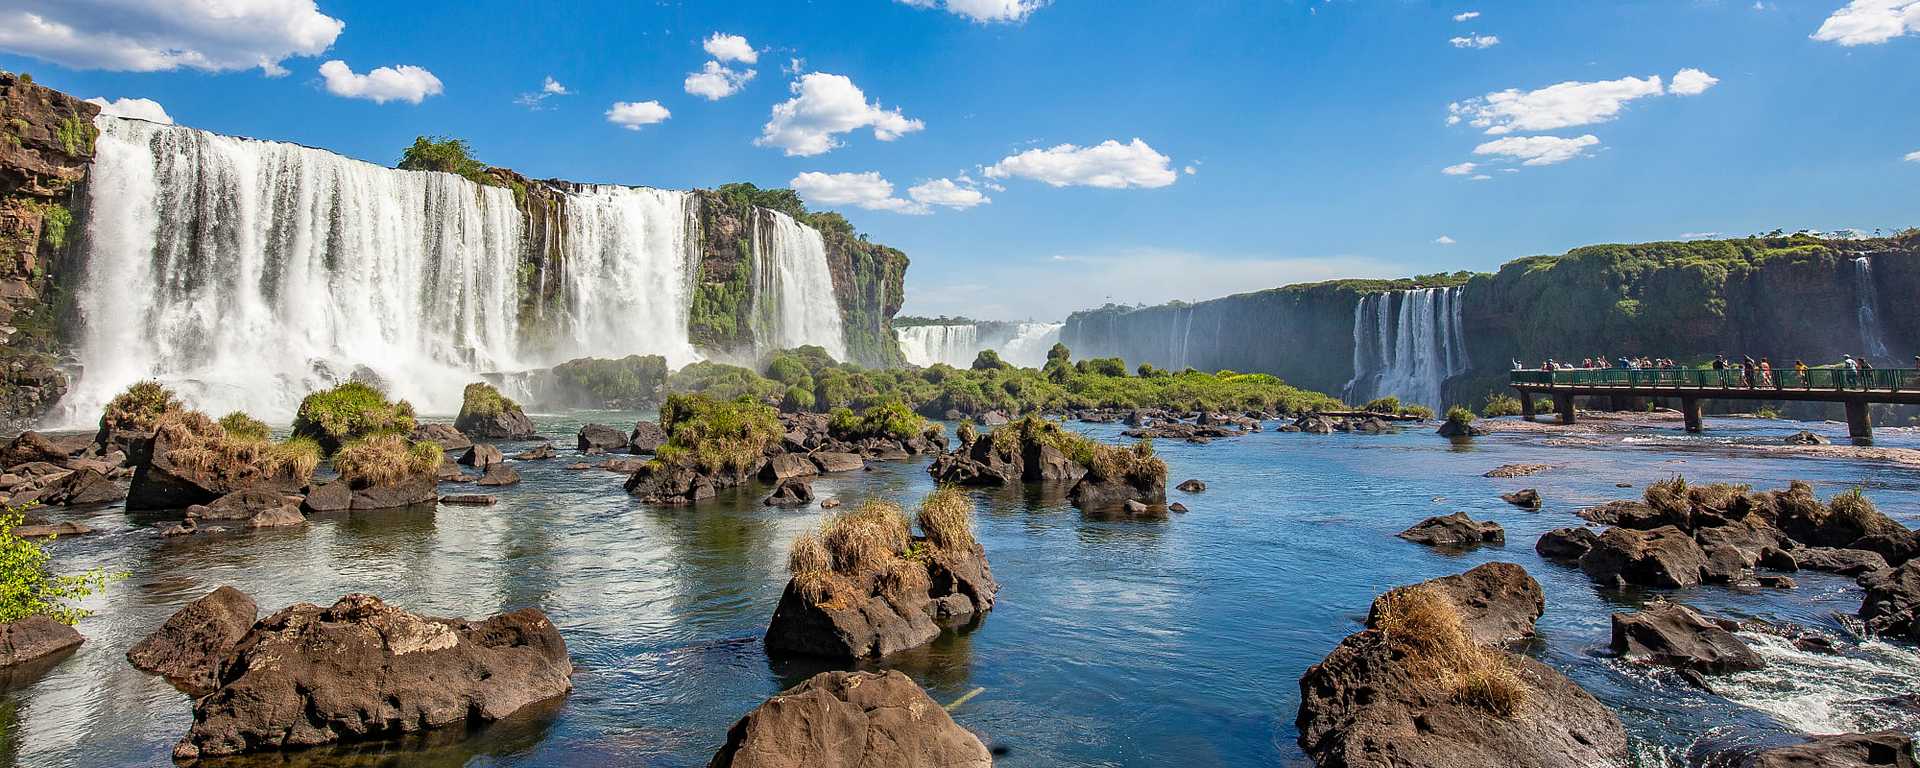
576;423;628;453
1398;511;1505;549
1577;499;1671;529
1500;488;1542;510
476;464;522;487
1435;417;1488;438
13;520;92;538
1861;560;1920;639
811;451;864;473
408;423;470;452
0;431;75;468
1299;562;1627;768
186;488;305;530
624;461;715;506
1580;525;1710;589
0;614;83;668
1177;478;1206;492
1783;430;1831;446
1484;463;1550;478
458;443;504;468
454;407;535;441
1735;732;1918;768
759;454;818;483
1610;602;1764;674
1536;527;1599;560
172;594;571;761
628;420;667;455
34;467;125;506
128;428;305;510
511;443;555;461
709;670;992;768
301;476;438;513
126;586;258;695
766;520;997;661
1695;519;1791;584
439;494;497;506
764;478;814;507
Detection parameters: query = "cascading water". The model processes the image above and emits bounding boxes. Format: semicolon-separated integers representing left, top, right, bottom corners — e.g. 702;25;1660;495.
555;185;699;367
1342;286;1469;408
1852;256;1890;362
896;325;980;367
999;322;1063;368
752;210;847;361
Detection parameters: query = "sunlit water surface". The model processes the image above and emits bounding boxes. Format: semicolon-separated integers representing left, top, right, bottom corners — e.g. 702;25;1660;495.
6;413;1919;767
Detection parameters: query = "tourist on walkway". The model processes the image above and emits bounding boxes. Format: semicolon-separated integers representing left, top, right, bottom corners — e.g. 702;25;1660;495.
1795;359;1809;389
1859;357;1874;389
1843;355;1859;388
1760;357;1775;388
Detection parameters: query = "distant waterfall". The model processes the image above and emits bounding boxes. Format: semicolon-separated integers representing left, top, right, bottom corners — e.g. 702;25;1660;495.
896;325;980;367
999;323;1063;368
1342;287;1469;408
752;210;847;361
1853;257;1891;362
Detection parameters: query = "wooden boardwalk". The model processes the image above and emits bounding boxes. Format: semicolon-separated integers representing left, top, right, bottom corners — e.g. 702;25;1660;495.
1509;368;1920;440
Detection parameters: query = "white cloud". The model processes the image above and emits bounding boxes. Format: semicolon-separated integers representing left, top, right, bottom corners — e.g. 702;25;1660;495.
757;73;924;156
784;57;806;76
1906;149;1920;162
908;178;990;210
1450;33;1499;49
319;60;442;104
542;76;568;95
1470;174;1492;180
1453;11;1481;21
684;60;756;100
1449;75;1669;134
1441;161;1479;176
1681;231;1722;239
1433;235;1457;245
792;171;925;214
0;0;342;75
703;32;757;64
897;0;1047;23
84;96;171;124
517;76;570;109
1183;165;1198;175
982;139;1177;189
1669;67;1719;96
1472;134;1601;166
1811;1;1920;45
606;100;671;130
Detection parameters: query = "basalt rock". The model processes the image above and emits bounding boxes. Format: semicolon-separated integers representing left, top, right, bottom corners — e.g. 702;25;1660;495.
1536;527;1600;560
0;430;72;467
13;520;91;538
709;670;992;768
0;614;83;668
511;443;556;461
476;464;522;487
454;408;535;441
1579;525;1710;589
34;467;125;506
1576;500;1671;529
172;594;571;760
765;542;997;661
1694;519;1791;584
458;443;504;468
763;478;814;507
1783;430;1831;446
439;494;497;505
1068;473;1166;512
408;423;470;452
128;429;306;510
1501;488;1542;510
1397;511;1505;550
126;586;258;695
1736;732;1918;768
1860;560;1920;639
811;451;864;473
1610;602;1764;674
624;461;716;506
1176;478;1207;492
759;454;818;483
628;420;667;455
1484;464;1550;479
301;476;438;512
186;488;305;530
1298;562;1627;768
577;423;628;453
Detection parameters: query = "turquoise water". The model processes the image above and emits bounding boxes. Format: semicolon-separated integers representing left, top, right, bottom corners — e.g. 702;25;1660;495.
7;413;1919;767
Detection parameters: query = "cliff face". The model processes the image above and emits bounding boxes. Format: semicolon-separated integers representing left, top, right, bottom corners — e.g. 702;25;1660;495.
0;71;96;429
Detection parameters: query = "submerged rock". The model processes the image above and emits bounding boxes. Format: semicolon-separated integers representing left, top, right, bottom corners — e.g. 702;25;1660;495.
511;443;555;461
709;670;991;768
13;520;93;538
1736;732;1917;768
1484;464;1550;479
1610;602;1763;674
186;488;305;530
173;594;571;760
126;586;258;695
1397;511;1505;549
439;494;497;506
1176;478;1207;493
0;614;83;668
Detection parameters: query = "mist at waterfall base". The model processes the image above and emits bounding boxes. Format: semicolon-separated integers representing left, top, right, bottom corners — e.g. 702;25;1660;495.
57;117;846;425
896;322;1064;368
18;412;1919;767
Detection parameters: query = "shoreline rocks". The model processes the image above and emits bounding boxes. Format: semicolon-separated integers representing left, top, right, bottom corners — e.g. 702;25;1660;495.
126;586;257;695
709;670;991;768
1397;511;1505;549
1609;602;1763;674
0;614;83;669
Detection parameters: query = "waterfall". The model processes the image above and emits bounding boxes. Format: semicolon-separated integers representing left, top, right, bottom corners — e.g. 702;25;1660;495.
752;210;847;360
59;117;715;423
1853;257;1890;362
999;323;1063;368
1342;286;1469;408
896;325;980;367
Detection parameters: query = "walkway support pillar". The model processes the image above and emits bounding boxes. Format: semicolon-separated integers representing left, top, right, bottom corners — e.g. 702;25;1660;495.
1553;393;1576;425
1519;391;1535;421
1846;400;1873;442
1680;396;1703;433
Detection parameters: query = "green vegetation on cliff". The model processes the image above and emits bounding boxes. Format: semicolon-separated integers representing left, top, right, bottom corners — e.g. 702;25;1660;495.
547;355;668;408
397;136;495;187
655;392;782;473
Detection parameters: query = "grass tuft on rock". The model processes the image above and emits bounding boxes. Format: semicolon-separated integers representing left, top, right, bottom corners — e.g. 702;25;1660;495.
101;379;182;434
1827;487;1879;528
292;381;417;455
153;410;319;483
331;433;444;487
655;393;781;474
917;485;976;553
217;412;270;443
1372;584;1528;717
459;382;521;419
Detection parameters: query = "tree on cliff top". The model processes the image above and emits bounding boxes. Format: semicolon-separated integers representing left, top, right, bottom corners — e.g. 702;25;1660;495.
398;136;491;186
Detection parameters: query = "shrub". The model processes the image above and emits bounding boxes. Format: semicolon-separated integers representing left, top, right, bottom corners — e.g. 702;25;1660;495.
1400;404;1435;420
397;136;493;186
101;379;181;434
782;385;815;412
956;420;978;446
0;505;121;625
155;410;320;483
1361;396;1402;414
971;349;1009;371
292;381;418;454
657;393;782;473
1047;342;1071;363
1372;584;1527;716
459;382;520;419
1828;487;1880;528
917;485;976;553
1482;393;1523;418
217;412;270;443
547;355;667;408
1443;405;1476;426
332;433;443;487
829;398;929;442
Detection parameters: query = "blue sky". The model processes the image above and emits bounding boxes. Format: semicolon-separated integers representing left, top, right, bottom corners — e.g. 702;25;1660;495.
5;0;1918;320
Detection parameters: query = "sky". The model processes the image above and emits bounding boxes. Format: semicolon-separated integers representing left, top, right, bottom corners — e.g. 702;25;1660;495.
3;0;1918;321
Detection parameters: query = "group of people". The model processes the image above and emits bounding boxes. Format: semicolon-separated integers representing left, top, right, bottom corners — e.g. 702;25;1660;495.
1514;353;1919;389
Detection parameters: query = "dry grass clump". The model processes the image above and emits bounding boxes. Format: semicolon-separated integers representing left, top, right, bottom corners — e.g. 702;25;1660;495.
1372;585;1528;717
822;500;912;575
1646;475;1753;518
101;379;182;433
1827;487;1879;527
331;433;443;487
788;532;833;603
154;410;319;483
1088;439;1167;486
788;497;958;608
217;411;271;442
917;485;976;553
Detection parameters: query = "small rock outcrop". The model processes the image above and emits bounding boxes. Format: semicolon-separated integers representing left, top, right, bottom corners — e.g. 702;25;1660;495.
1298;562;1628;768
1397;511;1505;549
185;489;305;531
1609;602;1764;674
1783;430;1831;446
475;464;522;487
408;423;471;452
1484;464;1550;478
1736;732;1917;768
628;420;667;454
1176;478;1206;493
0;614;83;668
1501;488;1542;510
1861;560;1920;639
126;586;258;695
1536;527;1599;560
172;594;571;760
576;423;629;453
452;383;535;440
709;670;992;768
511;443;555;461
1777;547;1889;576
1579;525;1709;589
764;477;814;507
459;443;504;468
929;416;1165;512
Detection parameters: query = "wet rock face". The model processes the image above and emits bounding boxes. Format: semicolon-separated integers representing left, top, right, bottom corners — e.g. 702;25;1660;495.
173;594;572;761
1610;602;1763;674
628;420;667;454
1299;562;1628;768
459;443;504;468
409;423;471;452
186;488;305;530
455;408;535;441
1398;511;1505;550
1861;560;1920;639
577;423;628;453
763;477;814;507
765;543;998;661
624;460;716;506
1536;527;1599;560
126;586;258;695
1579;525;1709;589
0;614;83;668
710;670;991;768
1735;732;1918;768
1501;488;1542;510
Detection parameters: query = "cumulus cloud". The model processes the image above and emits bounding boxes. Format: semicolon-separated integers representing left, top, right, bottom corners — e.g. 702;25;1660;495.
1433;235;1457;245
319;60;442;104
703;32;757;63
792;171;924;214
84;96;171;124
908;177;990;210
685;61;756;100
757;73;924;156
1449;75;1667;134
1453;11;1481;21
606;100;670;130
1669;67;1719;96
1450;33;1499;49
982;139;1177;189
516;76;570;109
897;0;1047;23
1906;149;1920;162
1441;161;1478;176
0;0;342;75
1472;134;1601;166
1811;1;1920;45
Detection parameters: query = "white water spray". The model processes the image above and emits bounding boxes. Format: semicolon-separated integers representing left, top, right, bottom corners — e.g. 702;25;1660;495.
896;325;980;367
1853;256;1891;362
1342;286;1470;408
753;210;847;360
